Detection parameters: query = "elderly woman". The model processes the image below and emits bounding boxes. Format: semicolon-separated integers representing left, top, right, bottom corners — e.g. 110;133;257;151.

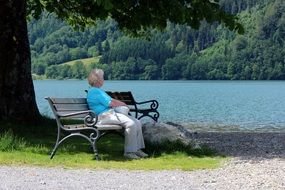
87;68;148;159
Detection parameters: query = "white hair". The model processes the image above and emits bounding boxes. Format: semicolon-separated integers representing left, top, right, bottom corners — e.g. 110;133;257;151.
87;69;104;86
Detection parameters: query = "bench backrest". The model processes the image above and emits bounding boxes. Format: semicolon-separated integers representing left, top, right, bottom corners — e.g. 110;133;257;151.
46;97;89;119
106;91;136;105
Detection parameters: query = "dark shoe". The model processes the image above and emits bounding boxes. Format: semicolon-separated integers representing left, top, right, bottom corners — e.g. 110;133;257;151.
124;152;140;159
135;150;148;158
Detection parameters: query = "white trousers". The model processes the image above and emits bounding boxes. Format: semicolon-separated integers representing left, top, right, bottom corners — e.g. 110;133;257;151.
98;110;145;153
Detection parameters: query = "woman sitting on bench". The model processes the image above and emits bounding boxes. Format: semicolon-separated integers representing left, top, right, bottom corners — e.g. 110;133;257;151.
87;68;148;159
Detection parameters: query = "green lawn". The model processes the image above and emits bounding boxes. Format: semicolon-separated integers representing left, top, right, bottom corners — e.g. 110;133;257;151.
63;56;100;66
0;120;227;170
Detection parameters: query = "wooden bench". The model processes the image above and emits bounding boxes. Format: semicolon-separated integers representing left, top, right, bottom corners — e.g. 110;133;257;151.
45;97;123;160
45;92;159;160
106;91;160;122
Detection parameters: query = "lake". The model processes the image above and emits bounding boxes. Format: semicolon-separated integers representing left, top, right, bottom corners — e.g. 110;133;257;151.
34;80;285;131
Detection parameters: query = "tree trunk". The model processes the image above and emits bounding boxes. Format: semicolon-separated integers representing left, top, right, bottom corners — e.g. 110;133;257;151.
0;0;40;123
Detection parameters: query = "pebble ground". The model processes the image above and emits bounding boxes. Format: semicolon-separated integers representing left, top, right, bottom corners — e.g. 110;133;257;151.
0;131;284;190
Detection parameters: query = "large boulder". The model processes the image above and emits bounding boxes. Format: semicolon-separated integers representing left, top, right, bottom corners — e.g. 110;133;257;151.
142;121;198;146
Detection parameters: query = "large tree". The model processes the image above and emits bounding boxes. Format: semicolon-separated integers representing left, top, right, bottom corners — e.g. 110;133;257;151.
0;0;243;124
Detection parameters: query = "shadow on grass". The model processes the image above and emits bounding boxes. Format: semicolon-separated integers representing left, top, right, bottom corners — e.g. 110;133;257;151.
0;116;57;137
144;140;216;158
0;118;217;161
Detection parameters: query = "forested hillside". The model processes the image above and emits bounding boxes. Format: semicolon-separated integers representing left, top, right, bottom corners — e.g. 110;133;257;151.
29;0;285;80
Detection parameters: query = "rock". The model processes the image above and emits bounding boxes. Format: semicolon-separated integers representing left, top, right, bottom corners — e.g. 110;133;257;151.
142;121;198;146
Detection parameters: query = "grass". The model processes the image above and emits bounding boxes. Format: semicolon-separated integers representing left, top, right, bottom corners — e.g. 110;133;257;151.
32;56;101;80
0;118;227;170
63;57;100;67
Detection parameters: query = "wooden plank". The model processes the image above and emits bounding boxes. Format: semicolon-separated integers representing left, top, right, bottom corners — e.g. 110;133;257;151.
63;124;88;129
63;124;123;130
120;100;134;105
54;103;89;111
50;98;87;104
57;111;89;118
96;124;123;130
106;91;135;105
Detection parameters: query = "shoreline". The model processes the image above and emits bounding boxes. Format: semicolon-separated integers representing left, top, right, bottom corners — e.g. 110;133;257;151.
183;122;285;133
163;122;285;158
193;131;285;158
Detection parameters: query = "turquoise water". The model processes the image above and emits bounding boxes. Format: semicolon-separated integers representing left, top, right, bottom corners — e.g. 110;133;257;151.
34;80;285;130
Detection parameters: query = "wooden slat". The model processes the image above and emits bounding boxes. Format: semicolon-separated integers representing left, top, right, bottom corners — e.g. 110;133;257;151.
63;124;122;130
57;111;89;118
96;124;123;130
106;91;135;105
63;124;87;129
120;100;134;105
50;98;87;104
54;104;89;111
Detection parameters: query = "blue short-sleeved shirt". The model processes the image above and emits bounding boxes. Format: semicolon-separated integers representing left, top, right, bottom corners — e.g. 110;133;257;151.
87;87;112;115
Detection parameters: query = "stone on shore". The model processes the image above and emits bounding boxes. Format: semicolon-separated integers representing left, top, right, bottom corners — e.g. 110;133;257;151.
142;121;197;146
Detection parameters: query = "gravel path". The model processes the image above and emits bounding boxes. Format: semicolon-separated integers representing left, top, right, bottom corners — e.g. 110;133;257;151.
0;158;284;190
0;131;284;190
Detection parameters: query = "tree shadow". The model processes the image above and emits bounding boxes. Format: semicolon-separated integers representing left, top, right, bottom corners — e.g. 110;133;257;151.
5;119;284;161
144;140;217;158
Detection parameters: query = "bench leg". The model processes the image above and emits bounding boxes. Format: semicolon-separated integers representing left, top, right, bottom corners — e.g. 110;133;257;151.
50;147;58;159
50;133;78;159
50;127;62;159
91;142;100;160
90;131;100;160
50;132;100;159
90;130;124;160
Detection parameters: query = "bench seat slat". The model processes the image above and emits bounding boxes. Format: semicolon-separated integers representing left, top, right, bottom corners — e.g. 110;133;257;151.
54;104;89;111
106;91;135;105
57;112;89;118
64;124;122;130
51;98;87;104
119;100;134;105
96;124;123;130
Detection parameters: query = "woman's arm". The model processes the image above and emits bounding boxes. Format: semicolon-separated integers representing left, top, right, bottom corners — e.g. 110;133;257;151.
109;99;127;108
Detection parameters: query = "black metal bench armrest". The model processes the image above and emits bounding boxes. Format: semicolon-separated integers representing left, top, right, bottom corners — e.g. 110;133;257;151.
135;100;159;110
57;110;98;127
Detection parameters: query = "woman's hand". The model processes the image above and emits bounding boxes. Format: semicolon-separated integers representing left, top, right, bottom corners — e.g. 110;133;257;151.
109;99;127;107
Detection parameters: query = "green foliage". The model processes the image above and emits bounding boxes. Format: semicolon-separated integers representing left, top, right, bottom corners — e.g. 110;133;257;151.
30;1;285;80
141;64;159;80
27;0;243;34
